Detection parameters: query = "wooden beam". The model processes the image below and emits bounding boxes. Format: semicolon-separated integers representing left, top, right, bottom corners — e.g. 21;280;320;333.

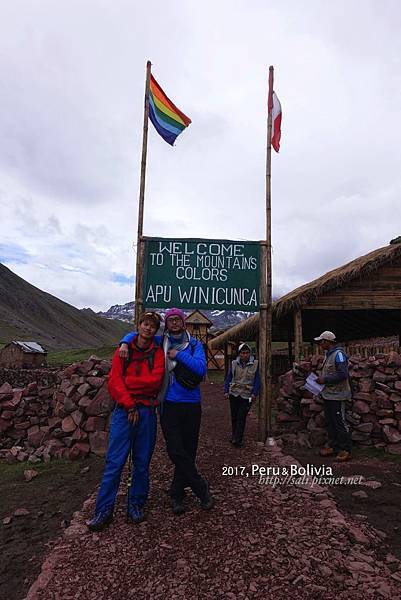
294;310;303;362
134;61;152;327
224;343;229;376
398;312;401;348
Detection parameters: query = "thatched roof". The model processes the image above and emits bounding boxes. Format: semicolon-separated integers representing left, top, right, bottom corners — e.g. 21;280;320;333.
209;241;401;349
209;314;260;349
275;242;401;318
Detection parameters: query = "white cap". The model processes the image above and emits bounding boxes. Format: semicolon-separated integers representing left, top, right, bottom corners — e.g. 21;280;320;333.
314;331;336;342
238;343;251;352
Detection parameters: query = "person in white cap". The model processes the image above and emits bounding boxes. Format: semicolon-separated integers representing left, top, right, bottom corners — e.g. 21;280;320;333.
314;331;352;461
224;343;260;447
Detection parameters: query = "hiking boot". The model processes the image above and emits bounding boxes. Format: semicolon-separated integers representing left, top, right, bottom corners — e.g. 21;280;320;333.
199;483;215;511
128;505;145;524
319;447;335;457
171;498;186;515
200;493;215;510
87;511;113;532
335;450;351;462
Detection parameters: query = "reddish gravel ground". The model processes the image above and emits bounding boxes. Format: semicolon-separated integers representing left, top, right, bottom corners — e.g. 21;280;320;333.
27;383;401;600
285;445;401;559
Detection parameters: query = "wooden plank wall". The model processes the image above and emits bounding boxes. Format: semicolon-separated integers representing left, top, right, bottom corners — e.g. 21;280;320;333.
304;257;401;310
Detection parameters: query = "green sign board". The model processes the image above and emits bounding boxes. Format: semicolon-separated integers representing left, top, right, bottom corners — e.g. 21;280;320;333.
143;237;260;311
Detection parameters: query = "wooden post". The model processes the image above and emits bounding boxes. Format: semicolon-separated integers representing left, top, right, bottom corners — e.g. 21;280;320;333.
258;244;268;442
134;60;152;328
294;310;303;362
265;67;274;440
258;65;274;443
224;342;229;376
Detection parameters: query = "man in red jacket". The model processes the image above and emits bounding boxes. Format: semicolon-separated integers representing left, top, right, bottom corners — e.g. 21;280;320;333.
87;312;165;531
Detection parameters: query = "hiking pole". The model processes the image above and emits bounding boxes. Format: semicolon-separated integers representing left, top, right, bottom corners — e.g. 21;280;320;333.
126;427;134;523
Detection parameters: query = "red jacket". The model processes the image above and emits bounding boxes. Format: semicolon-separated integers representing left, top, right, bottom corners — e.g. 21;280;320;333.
107;337;165;410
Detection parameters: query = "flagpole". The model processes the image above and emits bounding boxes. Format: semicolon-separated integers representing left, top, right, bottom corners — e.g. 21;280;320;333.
134;60;152;328
258;65;274;442
265;66;273;438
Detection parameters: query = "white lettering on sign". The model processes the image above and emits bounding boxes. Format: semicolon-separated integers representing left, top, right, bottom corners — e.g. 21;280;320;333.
147;239;259;309
149;253;164;266
146;285;172;303
177;286;257;307
171;254;190;267
196;255;257;270
175;267;228;282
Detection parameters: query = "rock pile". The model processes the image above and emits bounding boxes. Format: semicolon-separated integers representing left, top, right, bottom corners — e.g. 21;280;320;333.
0;367;59;389
276;351;401;454
0;357;113;462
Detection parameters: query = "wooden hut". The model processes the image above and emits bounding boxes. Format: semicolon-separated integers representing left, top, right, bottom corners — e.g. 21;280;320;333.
0;341;47;368
184;309;224;370
185;309;212;342
209;240;401;363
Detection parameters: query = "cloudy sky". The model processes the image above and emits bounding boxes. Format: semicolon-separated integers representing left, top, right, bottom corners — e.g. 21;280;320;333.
1;0;400;312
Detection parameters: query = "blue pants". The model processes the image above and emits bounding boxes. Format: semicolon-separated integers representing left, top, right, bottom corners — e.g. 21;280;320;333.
95;405;157;514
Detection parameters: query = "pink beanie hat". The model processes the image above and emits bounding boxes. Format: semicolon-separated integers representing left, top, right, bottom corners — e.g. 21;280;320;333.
164;307;186;323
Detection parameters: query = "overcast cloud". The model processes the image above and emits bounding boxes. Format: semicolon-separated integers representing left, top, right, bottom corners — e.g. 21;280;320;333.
0;0;400;311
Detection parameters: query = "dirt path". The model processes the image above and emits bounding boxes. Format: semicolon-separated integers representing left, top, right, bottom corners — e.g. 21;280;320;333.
26;383;401;599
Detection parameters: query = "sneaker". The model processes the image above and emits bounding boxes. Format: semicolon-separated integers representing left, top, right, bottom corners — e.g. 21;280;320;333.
128;505;145;523
87;511;113;532
171;498;186;515
232;440;243;448
335;450;351;462
319;447;335;457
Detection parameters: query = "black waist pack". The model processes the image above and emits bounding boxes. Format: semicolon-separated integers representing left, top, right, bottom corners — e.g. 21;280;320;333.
173;341;203;390
174;362;203;390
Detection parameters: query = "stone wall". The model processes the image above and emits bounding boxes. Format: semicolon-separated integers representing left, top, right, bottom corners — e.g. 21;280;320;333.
276;351;401;454
0;368;59;389
0;357;113;463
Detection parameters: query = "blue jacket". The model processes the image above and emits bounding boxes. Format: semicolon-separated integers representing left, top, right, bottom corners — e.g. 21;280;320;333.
121;332;207;404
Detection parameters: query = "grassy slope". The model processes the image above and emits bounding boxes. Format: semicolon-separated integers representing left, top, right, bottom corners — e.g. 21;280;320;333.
47;345;117;366
0;264;131;350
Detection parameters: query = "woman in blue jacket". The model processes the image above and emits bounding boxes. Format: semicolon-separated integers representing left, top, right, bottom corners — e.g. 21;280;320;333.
120;307;214;515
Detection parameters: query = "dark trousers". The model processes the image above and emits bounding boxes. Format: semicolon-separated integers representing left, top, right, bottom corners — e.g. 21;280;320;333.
323;400;352;452
229;395;250;443
160;401;207;501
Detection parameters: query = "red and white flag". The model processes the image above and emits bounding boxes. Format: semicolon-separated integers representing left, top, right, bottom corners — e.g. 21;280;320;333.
271;92;282;153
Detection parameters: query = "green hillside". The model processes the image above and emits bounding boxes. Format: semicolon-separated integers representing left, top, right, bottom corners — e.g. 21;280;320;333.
0;264;131;350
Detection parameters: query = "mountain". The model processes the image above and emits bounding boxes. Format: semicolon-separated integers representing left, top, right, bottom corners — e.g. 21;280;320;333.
97;301;255;331
0;264;131;350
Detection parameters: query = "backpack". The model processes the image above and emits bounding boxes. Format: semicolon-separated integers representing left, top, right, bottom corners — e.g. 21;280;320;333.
173;339;204;390
122;340;160;376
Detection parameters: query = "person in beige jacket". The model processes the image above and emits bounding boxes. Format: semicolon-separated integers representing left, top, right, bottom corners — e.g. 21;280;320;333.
315;331;352;462
224;343;260;447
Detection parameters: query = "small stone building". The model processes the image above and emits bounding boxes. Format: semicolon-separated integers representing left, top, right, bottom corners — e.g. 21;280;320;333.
0;341;47;368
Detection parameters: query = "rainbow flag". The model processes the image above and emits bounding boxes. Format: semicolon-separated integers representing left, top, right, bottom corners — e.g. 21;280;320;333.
149;75;191;145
